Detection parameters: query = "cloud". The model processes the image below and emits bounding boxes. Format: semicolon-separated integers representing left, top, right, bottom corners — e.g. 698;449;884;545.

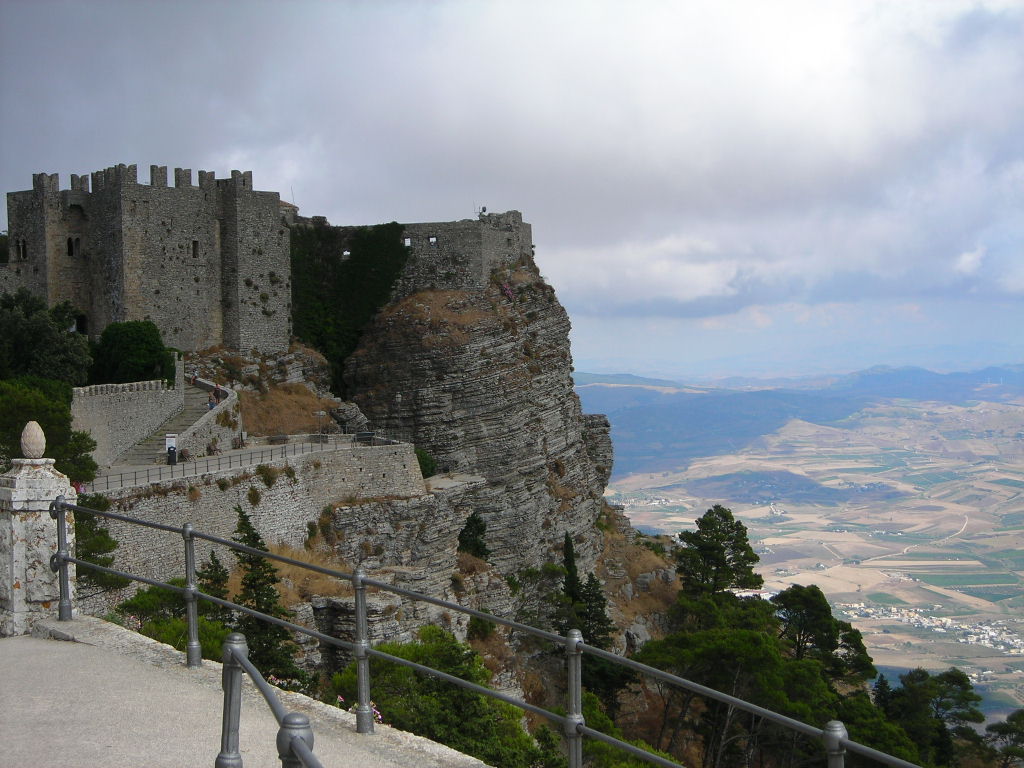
1;0;1021;375
955;247;985;275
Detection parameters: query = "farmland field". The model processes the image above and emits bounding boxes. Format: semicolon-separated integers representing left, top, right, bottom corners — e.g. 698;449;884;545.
602;394;1024;711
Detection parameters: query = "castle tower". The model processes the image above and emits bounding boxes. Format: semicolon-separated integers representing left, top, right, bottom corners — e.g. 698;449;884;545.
2;165;291;354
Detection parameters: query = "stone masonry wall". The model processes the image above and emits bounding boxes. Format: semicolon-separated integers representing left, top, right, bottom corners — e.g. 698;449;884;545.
81;441;428;613
71;358;185;466
220;172;292;354
391;211;533;298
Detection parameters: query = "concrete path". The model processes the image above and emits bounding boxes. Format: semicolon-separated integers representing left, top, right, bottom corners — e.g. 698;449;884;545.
0;617;489;768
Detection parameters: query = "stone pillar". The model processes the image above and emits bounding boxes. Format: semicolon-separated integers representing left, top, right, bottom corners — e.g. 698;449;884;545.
0;423;76;636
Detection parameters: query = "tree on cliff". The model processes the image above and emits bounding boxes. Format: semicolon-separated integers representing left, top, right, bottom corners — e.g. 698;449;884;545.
771;583;875;684
457;510;490;560
986;709;1024;768
675;504;763;597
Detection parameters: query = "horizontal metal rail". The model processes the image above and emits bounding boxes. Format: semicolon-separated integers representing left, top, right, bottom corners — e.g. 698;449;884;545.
51;496;920;768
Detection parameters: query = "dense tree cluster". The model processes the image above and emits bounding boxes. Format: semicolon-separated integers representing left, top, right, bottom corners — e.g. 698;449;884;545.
625;504;1006;768
89;320;176;384
327;626;563;768
0;376;97;482
0;289;177;481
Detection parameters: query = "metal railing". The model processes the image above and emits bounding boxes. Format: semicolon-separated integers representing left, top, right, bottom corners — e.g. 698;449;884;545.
216;633;322;768
48;496;921;768
84;433;400;493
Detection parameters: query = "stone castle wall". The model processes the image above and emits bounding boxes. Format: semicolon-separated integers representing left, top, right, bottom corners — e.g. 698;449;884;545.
385;210;532;298
2;165;290;354
83;441;428;612
71;358;185;467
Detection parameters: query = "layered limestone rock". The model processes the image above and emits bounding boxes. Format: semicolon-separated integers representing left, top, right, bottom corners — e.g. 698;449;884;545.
343;252;611;577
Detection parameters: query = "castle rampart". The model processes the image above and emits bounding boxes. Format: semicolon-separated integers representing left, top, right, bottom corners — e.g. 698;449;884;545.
80;441;433;614
2;164;292;354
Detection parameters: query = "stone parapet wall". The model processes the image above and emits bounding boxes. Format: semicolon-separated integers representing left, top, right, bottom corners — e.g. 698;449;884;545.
177;379;240;459
72;359;185;466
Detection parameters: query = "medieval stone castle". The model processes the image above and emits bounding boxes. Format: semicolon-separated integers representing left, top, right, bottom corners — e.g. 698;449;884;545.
1;163;534;355
2;164;291;354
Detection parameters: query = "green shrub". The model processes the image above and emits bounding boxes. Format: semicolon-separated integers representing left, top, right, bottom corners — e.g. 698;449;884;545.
415;447;437;478
255;464;279;487
467;615;495;640
326;626;557;768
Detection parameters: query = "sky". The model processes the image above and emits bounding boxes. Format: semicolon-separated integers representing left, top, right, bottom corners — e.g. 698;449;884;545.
2;0;1022;382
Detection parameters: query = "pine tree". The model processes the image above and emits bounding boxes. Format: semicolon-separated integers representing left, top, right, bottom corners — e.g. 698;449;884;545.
231;506;306;685
457;510;490;560
74;493;130;594
196;549;232;624
579;573;615;649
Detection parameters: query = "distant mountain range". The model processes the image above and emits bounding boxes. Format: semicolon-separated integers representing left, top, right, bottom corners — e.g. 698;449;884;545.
574;364;1024;478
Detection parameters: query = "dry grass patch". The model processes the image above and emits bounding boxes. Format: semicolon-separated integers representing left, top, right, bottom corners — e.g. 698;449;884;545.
385;290;491;329
223;543;353;607
625;545;672;582
239;383;338;436
457;551;489;574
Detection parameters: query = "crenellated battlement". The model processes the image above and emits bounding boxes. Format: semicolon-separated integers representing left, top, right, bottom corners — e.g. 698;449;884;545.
72;379;172;397
21;165;264;196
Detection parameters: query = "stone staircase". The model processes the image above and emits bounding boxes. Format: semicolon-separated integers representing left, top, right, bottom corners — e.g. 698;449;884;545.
115;385;213;466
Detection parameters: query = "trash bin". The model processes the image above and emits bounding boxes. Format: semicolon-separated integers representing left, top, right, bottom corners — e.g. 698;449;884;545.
167;446;177;465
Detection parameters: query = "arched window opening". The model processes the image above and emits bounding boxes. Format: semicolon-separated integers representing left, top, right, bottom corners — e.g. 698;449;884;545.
67;238;74;257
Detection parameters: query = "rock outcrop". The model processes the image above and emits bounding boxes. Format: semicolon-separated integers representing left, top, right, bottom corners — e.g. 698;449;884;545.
343;251;611;577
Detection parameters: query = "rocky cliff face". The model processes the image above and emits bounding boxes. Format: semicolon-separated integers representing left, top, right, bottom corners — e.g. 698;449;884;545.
342;252;611;577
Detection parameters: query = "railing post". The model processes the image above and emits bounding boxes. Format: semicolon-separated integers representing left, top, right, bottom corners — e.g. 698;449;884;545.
216;633;247;768
823;720;847;768
48;495;73;621
565;628;585;768
353;568;375;734
276;712;314;768
182;522;202;668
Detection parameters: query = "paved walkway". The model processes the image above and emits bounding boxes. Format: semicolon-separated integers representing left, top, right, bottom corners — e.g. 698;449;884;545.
0;617;489;768
87;437;357;493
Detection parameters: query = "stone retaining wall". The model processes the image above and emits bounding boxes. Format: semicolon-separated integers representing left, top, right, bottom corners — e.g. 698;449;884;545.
80;441;430;613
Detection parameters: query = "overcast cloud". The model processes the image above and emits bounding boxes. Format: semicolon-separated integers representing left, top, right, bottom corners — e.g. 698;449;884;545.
2;0;1021;379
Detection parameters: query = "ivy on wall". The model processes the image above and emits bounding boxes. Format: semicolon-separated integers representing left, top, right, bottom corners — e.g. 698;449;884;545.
290;221;409;394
